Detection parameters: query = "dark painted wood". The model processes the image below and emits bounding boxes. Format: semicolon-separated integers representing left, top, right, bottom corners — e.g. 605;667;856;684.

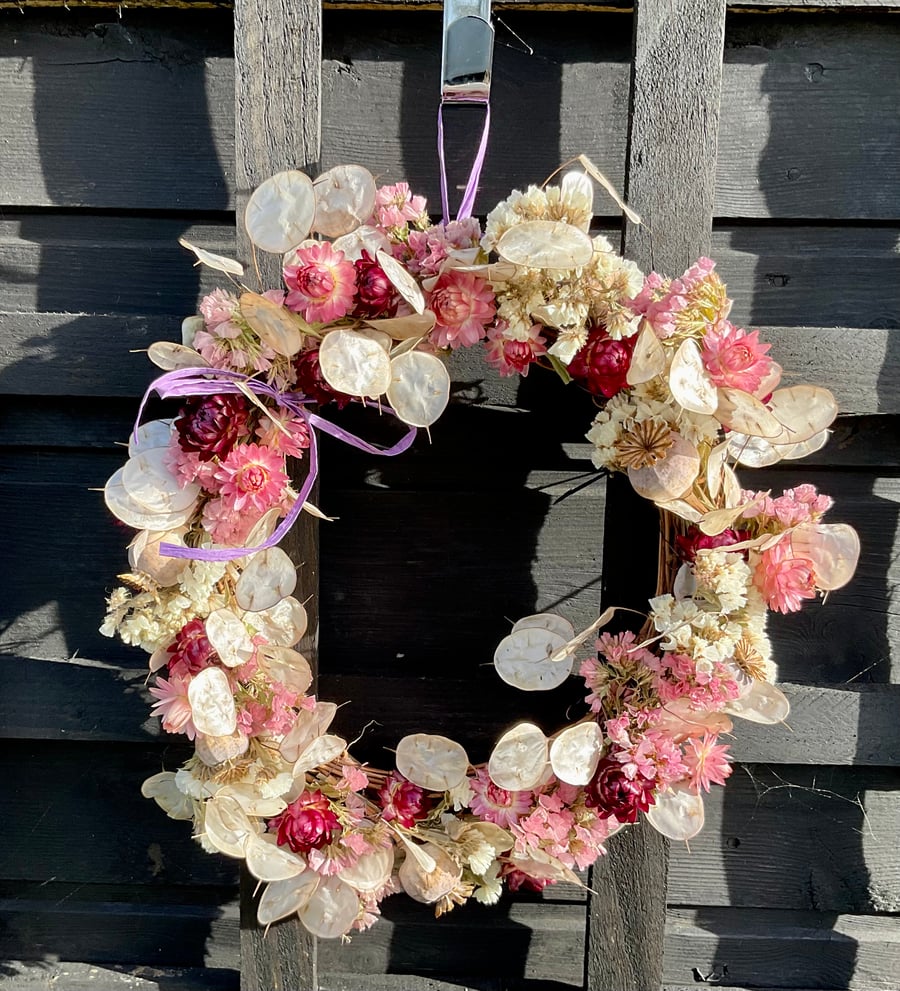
232;0;322;982
587;2;727;988
0;962;239;991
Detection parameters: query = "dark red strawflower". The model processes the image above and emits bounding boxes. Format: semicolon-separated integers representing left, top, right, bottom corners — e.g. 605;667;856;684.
293;347;352;409
675;526;751;563
377;771;432;827
269;790;340;854
584;756;656;824
568;326;635;398
352;250;398;319
175;393;249;461
502;866;555;894
167;618;217;678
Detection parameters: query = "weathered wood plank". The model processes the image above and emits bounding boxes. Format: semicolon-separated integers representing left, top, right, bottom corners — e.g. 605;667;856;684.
663;908;900;990
587;2;727;987
0;962;238;991
232;0;321;982
3;15;900;218
669;765;900;912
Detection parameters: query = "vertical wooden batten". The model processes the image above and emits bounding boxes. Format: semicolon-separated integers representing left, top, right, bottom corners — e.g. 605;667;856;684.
233;0;323;988
585;1;727;988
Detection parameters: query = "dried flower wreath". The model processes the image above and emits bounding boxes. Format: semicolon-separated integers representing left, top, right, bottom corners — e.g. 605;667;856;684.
101;162;860;938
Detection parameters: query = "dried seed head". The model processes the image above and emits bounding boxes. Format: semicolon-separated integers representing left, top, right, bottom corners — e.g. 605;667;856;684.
614;419;676;470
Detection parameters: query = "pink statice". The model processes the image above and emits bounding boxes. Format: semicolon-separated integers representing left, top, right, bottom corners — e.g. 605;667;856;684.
742;484;834;530
194;289;281;377
644;651;742;711
255;411;311;460
629;257;730;339
429;270;496;348
284;242;357;323
753;539;817;613
469;767;534;828
580;631;657;713
612;730;688;791
164;433;220;491
213;443;289;515
682;733;732;793
484;322;547;377
405;218;482;278
336;764;370;793
201;495;265;546
199;288;240;334
701;321;775;394
372;182;428;230
511;792;576;864
149;673;196;739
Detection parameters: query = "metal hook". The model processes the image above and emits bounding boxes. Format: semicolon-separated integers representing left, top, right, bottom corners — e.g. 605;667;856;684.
441;0;494;105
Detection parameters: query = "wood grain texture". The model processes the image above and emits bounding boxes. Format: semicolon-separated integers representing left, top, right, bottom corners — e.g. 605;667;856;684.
587;2;727;987
232;0;322;982
0;962;238;991
669;765;900;913
663;908;900;989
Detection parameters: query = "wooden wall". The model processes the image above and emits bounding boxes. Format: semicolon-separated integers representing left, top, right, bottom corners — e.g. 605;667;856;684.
1;4;898;989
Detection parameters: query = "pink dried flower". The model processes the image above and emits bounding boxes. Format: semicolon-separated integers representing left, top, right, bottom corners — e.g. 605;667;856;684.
199;288;240;332
484;322;547;377
675;525;750;563
406;218;482;278
568;326;634;398
270;790;341;854
372;182;428;229
337;764;370;793
469;767;534;828
149;673;196;739
352;250;398;318
754;539;817;613
650;652;741;711
213;443;289;515
293;347;353;408
629;257;729;339
428;270;496;349
175;394;250;462
682;733;732;793
502;866;555;894
255;412;311;460
702;322;774;394
284;242;356;324
377;771;432;827
201;495;265;546
164;434;220;491
584;754;656;823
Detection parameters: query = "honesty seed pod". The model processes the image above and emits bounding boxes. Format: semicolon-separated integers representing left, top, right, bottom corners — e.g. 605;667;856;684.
398;842;462;905
395;733;469;791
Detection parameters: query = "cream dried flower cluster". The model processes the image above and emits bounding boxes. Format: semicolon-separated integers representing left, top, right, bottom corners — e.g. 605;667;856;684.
99;162;860;941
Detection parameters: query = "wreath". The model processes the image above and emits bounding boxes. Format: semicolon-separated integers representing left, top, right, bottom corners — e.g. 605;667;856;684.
101;161;861;939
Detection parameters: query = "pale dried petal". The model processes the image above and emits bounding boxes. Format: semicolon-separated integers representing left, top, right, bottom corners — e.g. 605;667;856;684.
293;734;347;777
312;164;377;238
187;667;237;737
240;292;306;357
790;523;860;590
365;311;436;340
318;327;393;398
488;722;549;791
122;449;201;514
129;528;189;586
511;613;576;642
376;250;426;315
299;877;360;938
257;645;313;695
726;432;785;469
183;315;204;347
386;350;450;428
205;608;255;668
330;224;391;263
178;237;244;276
626;324;666;385
340;845;395;893
216;784;287;817
496;220;593;269
494;627;571;692
725;679;790;724
398;842;462;905
768;385;838;445
715;388;783;439
128;419;173;458
246;833;306;882
706;439;730;502
235;547;298;612
195;729;250;766
779;429;831;461
669;339;718;414
147;341;210;371
395;733;469;791
507;847;583;886
141;771;194;820
251;596;308;647
549;721;604;786
646;784;705;841
257;871;320;926
204;794;254;857
245;170;316;253
656;498;704;524
280;701;337;762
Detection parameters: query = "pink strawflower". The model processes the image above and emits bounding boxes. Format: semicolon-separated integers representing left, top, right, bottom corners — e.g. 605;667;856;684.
682;733;732;793
199;288;240;333
255;412;311;459
372;182;428;230
213;443;289;515
352;250;398;318
149;673;196;739
702;321;774;394
269;790;340;854
469;767;534;828
754;539;817;613
284;242;356;324
484;322;547;377
377;771;432;827
675;525;749;563
167;618;217;679
502;866;555;893
429;270;496;348
584;754;656;823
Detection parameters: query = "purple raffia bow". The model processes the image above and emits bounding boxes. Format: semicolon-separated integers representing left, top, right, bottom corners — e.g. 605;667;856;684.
437;102;491;225
133;366;417;562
